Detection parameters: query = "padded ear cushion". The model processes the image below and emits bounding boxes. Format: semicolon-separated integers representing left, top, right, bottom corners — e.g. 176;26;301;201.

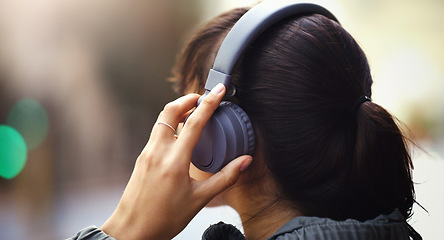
191;101;255;173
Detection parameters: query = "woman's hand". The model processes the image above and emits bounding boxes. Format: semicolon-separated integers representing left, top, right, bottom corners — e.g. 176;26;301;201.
101;83;252;240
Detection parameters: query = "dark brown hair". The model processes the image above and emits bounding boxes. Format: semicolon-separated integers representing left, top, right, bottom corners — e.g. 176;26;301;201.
170;7;421;239
170;7;251;95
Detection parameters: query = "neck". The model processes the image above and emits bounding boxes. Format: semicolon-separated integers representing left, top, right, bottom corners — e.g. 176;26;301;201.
225;179;302;240
241;202;299;240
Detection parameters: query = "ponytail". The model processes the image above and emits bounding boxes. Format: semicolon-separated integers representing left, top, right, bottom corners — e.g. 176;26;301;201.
353;101;413;218
351;101;420;239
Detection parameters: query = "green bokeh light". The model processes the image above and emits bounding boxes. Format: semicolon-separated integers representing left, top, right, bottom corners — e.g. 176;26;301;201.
7;98;49;150
0;125;27;179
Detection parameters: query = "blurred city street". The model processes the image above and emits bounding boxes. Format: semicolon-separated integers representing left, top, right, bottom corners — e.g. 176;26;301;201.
0;0;443;239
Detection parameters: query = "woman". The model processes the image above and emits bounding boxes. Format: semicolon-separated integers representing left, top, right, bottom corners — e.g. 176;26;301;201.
71;2;421;240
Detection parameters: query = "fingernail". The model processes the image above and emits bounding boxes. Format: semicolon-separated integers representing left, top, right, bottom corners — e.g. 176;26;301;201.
240;157;253;172
210;83;225;95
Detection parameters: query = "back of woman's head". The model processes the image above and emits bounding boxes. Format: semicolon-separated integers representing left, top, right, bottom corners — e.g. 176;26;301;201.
231;14;415;223
171;6;417;234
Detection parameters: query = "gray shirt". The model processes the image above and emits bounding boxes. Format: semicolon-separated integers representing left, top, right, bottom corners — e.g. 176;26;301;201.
267;210;409;239
68;210;409;239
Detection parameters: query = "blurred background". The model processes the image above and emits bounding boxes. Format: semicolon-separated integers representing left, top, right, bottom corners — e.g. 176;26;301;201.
0;0;443;239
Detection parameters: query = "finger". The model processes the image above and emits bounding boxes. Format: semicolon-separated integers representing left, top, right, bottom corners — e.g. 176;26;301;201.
179;108;195;124
195;155;253;201
151;94;200;140
175;83;225;156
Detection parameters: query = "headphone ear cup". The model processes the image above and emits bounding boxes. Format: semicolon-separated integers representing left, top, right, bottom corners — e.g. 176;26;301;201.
191;101;255;173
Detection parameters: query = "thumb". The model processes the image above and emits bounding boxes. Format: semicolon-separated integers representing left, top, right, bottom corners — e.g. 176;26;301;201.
196;155;253;201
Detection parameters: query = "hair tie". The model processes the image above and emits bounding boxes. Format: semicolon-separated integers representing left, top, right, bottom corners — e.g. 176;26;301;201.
351;95;371;114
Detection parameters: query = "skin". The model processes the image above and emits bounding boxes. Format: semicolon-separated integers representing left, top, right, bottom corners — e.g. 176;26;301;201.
101;84;253;240
179;85;302;239
189;139;302;240
101;83;300;240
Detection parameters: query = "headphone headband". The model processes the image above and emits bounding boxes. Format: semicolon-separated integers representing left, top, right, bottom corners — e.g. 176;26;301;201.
192;1;339;173
202;1;338;96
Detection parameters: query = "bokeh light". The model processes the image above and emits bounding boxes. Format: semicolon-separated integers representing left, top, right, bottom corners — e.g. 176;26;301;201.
0;125;27;179
7;98;49;150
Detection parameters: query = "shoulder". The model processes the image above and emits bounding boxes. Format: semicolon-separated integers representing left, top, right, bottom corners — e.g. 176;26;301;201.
67;226;116;240
267;210;410;240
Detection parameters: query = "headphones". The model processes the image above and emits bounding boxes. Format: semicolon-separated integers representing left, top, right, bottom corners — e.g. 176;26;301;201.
191;1;338;173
